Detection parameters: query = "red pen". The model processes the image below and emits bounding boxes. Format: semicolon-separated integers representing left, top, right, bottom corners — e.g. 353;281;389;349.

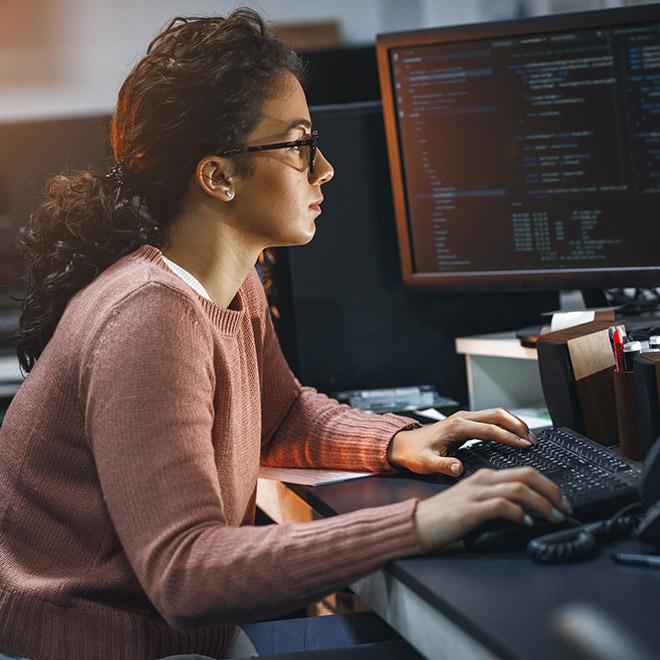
612;328;624;372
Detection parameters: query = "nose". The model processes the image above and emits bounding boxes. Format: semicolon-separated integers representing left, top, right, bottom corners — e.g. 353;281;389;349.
309;148;334;185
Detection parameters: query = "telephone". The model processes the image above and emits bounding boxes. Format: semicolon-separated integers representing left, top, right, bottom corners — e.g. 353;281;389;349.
636;436;660;544
527;436;660;563
636;499;660;544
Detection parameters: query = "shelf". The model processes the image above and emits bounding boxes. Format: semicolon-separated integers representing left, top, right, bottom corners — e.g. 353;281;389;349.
0;355;22;383
455;331;537;361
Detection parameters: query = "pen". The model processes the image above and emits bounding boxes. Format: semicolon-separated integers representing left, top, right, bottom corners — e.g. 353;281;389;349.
611;552;660;568
608;325;617;348
608;324;627;344
612;328;625;372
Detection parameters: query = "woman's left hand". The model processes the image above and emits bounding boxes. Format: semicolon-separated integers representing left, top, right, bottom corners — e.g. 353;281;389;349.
387;408;538;477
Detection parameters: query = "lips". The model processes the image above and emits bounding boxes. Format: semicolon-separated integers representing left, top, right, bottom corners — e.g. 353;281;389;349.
309;197;323;214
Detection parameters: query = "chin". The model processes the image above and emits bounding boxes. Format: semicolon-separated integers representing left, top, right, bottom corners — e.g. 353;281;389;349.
271;215;317;248
291;222;317;246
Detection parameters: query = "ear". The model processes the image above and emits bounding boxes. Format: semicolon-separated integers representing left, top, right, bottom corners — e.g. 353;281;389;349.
195;156;236;202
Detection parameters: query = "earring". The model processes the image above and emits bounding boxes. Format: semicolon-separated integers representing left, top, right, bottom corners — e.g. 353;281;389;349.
226;190;234;200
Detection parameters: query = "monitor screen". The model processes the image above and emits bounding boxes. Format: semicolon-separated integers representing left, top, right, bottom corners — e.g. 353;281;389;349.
376;4;660;291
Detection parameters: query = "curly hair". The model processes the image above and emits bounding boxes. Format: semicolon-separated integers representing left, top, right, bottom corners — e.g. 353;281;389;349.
14;8;304;373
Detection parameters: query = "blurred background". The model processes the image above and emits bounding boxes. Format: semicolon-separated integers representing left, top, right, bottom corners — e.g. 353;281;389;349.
1;0;655;122
0;0;657;399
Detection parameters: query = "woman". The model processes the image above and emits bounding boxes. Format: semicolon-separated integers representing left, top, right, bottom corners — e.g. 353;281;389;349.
0;9;568;660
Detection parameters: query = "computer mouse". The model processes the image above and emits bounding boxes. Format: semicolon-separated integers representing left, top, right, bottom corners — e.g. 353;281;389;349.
464;515;572;553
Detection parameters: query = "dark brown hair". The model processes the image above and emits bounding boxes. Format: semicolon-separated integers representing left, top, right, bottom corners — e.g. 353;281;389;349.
13;8;304;373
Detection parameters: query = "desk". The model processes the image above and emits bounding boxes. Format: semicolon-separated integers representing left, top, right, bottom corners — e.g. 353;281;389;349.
257;473;660;660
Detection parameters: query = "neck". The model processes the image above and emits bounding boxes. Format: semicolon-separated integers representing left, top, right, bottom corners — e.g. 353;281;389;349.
163;215;262;309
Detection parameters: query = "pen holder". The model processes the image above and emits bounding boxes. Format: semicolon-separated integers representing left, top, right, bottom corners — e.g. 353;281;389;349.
613;370;641;460
537;321;619;446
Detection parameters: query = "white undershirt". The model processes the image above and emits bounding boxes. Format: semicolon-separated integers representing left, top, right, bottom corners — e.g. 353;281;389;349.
161;255;212;301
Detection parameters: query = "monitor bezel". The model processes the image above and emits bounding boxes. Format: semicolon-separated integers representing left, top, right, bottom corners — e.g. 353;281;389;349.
376;4;660;292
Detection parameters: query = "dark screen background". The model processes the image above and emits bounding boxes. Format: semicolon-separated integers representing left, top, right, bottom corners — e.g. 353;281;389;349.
391;21;660;277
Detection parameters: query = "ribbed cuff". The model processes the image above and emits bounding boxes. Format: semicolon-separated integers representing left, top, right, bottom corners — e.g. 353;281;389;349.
377;415;423;473
286;498;423;591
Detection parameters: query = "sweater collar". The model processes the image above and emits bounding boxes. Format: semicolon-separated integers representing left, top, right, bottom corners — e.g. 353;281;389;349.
131;244;245;337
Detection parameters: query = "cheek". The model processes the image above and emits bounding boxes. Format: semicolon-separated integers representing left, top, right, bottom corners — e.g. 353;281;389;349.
254;161;302;206
241;161;312;241
269;170;310;220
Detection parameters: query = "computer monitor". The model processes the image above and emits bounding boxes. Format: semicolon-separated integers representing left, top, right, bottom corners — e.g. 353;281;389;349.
300;45;380;105
376;4;660;293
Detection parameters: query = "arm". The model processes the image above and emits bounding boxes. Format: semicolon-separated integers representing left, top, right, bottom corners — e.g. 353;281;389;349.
262;384;419;472
82;283;421;630
255;290;419;472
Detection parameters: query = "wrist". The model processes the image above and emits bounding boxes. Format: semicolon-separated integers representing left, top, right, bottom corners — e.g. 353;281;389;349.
413;499;434;552
387;430;410;470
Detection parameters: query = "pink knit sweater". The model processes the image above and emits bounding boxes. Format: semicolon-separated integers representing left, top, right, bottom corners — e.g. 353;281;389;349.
0;245;422;660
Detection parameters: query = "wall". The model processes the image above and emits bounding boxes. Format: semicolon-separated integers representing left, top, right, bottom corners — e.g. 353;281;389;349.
2;0;641;123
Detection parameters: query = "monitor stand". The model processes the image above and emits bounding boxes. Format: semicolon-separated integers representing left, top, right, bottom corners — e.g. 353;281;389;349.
580;288;608;309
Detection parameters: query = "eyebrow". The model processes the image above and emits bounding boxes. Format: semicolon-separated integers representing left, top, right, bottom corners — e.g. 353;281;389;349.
286;118;312;132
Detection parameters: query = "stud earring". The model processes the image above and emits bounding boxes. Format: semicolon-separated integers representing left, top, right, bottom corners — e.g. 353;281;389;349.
226;190;234;200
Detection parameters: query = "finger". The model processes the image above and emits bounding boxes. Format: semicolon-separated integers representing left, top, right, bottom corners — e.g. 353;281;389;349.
507;411;538;444
475;497;531;527
452;418;533;449
487;466;569;513
428;454;463;477
460;408;536;444
479;481;564;523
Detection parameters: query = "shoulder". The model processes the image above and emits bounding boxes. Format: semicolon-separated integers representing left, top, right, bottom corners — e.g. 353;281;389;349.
67;253;213;364
72;248;207;323
76;278;216;395
104;280;208;333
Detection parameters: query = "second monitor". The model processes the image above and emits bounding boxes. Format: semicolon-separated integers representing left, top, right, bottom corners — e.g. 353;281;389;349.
377;4;660;292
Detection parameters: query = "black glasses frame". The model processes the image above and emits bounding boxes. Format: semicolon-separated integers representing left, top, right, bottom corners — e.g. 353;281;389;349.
217;130;318;174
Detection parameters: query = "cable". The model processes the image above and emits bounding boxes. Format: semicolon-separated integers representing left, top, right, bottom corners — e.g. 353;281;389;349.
527;503;645;564
605;288;660;315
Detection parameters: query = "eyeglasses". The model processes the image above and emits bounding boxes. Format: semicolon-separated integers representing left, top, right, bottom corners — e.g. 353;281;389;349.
217;130;319;174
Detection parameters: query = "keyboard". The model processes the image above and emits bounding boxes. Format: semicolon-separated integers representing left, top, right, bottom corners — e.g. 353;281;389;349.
451;427;643;518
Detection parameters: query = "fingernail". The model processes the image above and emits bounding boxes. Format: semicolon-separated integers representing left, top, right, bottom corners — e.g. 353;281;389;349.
450;463;461;475
523;514;535;527
551;507;565;523
561;494;573;514
527;431;538;445
519;439;532;448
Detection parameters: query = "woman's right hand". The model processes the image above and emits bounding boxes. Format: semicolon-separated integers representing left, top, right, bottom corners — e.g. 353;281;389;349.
413;466;572;553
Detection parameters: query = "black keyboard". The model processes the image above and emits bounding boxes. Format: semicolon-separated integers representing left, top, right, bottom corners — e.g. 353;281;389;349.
451;427;643;517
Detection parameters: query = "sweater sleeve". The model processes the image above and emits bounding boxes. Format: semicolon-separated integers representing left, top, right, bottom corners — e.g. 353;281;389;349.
81;283;422;631
256;287;420;473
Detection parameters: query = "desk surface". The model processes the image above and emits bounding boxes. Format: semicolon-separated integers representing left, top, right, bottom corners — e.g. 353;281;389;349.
287;474;660;660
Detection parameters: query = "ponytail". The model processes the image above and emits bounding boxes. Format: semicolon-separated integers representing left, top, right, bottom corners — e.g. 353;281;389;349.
12;8;304;373
14;168;159;372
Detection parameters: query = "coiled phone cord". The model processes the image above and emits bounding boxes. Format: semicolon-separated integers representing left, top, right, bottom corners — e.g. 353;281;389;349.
527;503;644;564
